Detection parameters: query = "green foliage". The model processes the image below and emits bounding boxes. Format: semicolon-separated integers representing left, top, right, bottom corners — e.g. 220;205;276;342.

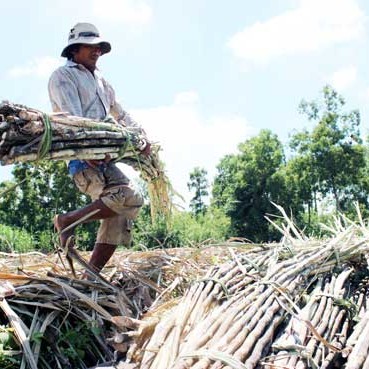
0;326;21;369
134;206;184;248
0;161;97;250
34;230;56;253
290;85;368;214
0;224;34;253
31;320;102;368
211;86;369;241
187;167;209;216
134;205;230;248
0;224;60;253
212;129;298;242
171;207;231;244
299;211;336;238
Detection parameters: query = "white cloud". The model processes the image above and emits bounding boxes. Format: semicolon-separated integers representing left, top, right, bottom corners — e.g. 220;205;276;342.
327;65;357;91
92;0;152;25
360;86;369;102
130;93;255;206
7;57;61;79
228;0;366;64
174;91;199;105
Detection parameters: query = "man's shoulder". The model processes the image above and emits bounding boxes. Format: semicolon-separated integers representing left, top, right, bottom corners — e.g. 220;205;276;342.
50;63;67;77
49;61;79;81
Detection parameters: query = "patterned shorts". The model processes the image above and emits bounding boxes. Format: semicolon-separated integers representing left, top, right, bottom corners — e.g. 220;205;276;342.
73;167;143;245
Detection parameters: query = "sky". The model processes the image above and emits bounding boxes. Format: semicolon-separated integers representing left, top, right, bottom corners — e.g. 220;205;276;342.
1;0;369;207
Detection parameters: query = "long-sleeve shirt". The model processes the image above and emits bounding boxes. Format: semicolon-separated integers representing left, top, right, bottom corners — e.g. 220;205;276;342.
48;60;140;176
48;60;138;127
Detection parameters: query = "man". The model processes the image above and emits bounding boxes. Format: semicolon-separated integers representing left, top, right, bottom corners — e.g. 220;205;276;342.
49;23;149;274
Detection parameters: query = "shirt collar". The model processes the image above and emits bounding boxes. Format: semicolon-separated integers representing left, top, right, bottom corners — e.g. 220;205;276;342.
65;59;101;73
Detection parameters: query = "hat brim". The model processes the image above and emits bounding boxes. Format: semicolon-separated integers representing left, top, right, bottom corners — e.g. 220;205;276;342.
61;38;111;57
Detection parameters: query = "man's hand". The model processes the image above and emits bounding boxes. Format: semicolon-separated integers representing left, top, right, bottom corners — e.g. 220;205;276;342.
85;159;102;168
103;153;112;163
104;115;119;125
86;154;111;168
139;140;151;157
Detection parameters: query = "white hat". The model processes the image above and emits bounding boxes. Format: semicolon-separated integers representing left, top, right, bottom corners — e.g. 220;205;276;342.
61;23;111;58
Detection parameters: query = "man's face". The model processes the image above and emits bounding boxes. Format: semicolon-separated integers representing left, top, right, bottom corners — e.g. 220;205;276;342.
73;44;102;72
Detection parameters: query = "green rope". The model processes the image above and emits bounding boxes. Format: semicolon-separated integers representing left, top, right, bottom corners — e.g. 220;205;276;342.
37;113;52;160
114;132;145;174
114;132;132;162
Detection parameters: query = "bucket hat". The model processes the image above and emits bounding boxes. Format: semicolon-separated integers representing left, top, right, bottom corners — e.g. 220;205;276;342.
61;23;111;57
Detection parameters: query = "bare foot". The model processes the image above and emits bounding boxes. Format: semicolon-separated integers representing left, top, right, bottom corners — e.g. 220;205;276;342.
54;214;75;249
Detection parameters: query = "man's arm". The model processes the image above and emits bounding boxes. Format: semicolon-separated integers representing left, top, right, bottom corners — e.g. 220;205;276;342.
104;81;142;129
106;82;151;156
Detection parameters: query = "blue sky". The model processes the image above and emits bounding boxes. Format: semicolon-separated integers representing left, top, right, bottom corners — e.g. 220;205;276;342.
1;0;369;206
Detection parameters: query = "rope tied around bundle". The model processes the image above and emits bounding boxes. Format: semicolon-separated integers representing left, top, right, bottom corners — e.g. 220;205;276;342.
37;114;52;160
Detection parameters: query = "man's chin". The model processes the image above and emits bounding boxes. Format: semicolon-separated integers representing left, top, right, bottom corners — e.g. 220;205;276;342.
86;62;98;71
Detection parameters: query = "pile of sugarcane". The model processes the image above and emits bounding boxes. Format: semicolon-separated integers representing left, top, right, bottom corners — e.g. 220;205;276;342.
0;245;243;369
2;216;369;368
124;212;369;369
0;101;172;219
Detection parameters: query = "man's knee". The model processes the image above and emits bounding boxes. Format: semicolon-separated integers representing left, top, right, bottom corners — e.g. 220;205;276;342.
100;186;143;217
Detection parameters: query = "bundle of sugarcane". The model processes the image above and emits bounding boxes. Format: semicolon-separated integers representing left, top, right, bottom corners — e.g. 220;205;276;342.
0;243;258;369
124;214;369;369
3;211;369;369
0;101;172;219
0;273;135;369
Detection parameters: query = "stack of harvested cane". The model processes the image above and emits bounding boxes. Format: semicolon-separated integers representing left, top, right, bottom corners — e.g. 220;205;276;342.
0;101;172;219
2;211;369;368
124;212;369;369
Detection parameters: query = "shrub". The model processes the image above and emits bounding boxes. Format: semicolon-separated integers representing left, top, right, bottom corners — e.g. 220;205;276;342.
0;224;34;253
133;206;231;249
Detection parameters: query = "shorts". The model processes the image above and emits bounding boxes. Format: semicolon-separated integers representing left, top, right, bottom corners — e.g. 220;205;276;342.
73;166;143;245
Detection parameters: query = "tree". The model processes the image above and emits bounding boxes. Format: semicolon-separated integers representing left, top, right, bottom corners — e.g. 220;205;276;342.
187;167;209;216
212;130;297;242
289;85;368;214
0;161;97;250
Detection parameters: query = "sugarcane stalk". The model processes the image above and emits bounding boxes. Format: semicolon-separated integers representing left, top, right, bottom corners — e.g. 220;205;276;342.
208;299;286;369
345;315;369;369
269;279;323;368
141;283;205;368
218;295;281;363
362;350;369;369
241;310;285;369
318;309;347;369
184;279;225;330
343;309;369;357
294;274;352;369
356;291;366;317
8;138;131;157
0;298;38;369
49;113;124;131
293;281;334;369
169;282;210;365
152;270;247;369
2;146;122;164
320;337;348;369
18;109;42;121
188;278;297;369
173;286;260;369
164;257;269;369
